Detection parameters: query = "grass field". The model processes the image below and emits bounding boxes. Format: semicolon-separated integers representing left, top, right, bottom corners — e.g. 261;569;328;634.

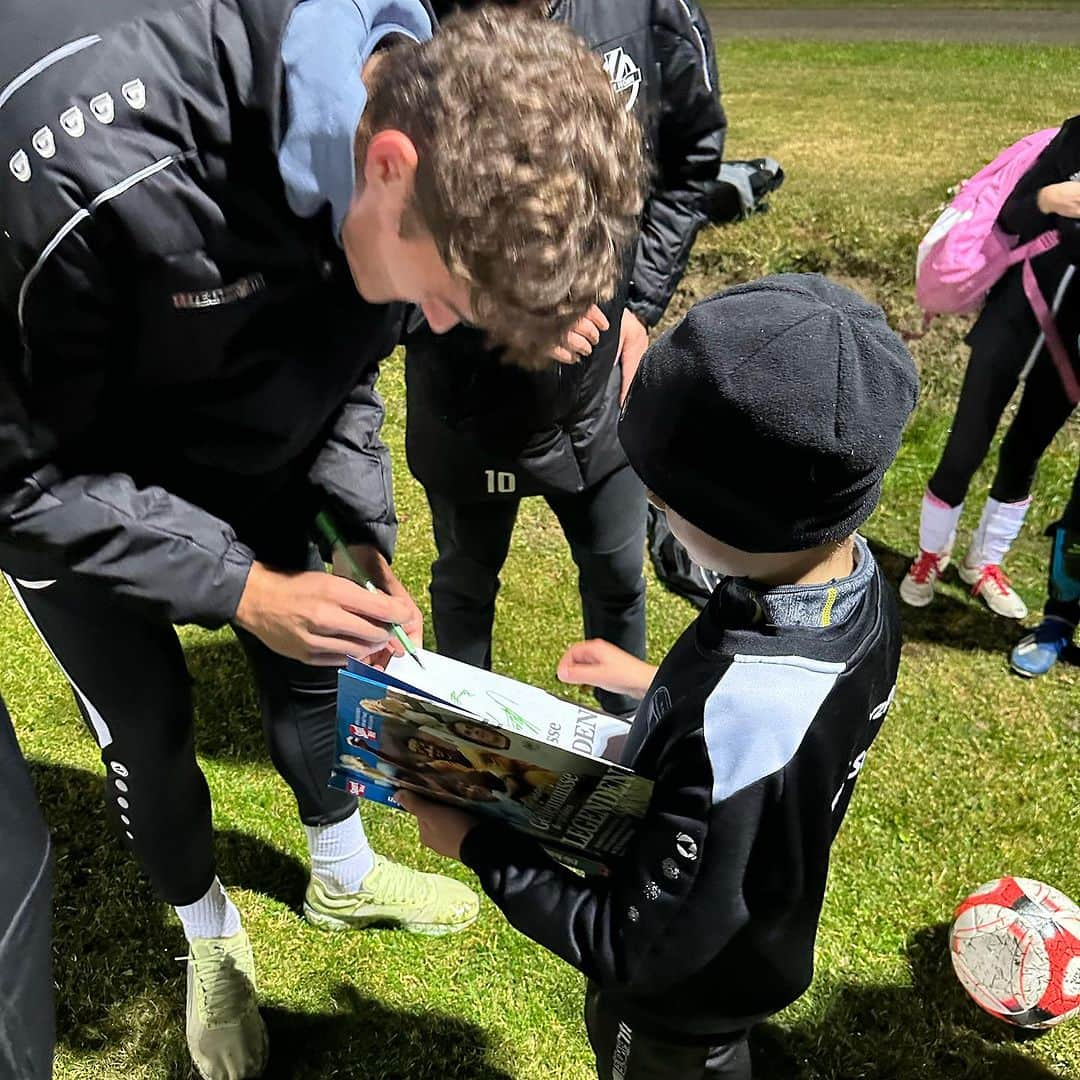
5;34;1080;1080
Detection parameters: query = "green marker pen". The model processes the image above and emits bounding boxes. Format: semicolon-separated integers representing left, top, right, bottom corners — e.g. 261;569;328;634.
315;511;425;670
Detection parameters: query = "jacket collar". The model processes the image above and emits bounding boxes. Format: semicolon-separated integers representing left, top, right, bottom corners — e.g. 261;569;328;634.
277;0;432;243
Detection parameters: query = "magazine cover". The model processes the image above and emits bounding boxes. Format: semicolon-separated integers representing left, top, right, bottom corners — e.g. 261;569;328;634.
329;649;653;868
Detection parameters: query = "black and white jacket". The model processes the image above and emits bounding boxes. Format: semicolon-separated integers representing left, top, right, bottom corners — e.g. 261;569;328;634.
0;0;428;627
461;540;900;1039
406;0;726;500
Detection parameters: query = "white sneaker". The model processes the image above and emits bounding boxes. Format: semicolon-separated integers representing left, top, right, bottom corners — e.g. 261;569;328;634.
957;561;1028;619
900;549;949;608
185;929;268;1080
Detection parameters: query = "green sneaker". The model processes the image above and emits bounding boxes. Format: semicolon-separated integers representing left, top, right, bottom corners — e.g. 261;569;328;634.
185;929;269;1080
303;855;479;936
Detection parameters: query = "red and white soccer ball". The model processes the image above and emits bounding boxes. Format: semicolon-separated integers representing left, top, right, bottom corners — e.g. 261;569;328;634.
950;876;1080;1030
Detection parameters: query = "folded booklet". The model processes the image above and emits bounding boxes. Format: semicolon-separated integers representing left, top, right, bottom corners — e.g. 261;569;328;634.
329;649;653;872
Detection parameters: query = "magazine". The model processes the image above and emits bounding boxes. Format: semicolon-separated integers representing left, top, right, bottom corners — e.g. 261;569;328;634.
329;649;653;871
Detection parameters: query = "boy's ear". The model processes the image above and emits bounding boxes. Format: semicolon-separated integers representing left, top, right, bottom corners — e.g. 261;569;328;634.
362;129;419;205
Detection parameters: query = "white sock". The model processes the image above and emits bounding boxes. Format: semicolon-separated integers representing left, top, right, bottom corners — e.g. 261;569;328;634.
175;877;242;943
919;489;963;556
968;496;1032;568
305;811;373;895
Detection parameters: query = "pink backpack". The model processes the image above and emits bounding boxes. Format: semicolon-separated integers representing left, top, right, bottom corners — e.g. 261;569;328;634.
915;127;1079;403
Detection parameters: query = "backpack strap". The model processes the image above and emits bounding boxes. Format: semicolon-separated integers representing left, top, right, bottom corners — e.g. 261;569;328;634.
1021;259;1080;405
1006;229;1060;267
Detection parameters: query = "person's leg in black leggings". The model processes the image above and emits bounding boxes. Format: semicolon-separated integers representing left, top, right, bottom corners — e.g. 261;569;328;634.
426;492;521;669
235;618;375;898
927;337;1028;509
906;328;1046;612
954;351;1075;580
236;628;356;823
989;353;1077;505
0;696;54;1079
0;573;270;1079
233;545;358;831
3;574;214;906
547;465;648;716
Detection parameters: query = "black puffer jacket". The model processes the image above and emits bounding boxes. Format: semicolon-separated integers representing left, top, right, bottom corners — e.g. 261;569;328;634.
407;0;726;500
0;0;427;626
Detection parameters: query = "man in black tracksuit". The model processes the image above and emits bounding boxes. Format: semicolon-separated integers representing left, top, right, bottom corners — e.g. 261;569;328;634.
402;275;919;1079
408;0;726;716
0;3;645;1075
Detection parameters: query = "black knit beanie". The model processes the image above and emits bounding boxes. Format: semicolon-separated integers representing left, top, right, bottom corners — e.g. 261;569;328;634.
619;273;919;553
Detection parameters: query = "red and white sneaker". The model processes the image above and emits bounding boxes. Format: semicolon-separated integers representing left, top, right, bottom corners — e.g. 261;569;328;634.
900;548;950;608
957;561;1028;619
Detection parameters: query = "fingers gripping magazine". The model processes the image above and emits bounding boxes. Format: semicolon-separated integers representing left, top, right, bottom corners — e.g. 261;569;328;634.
329;650;653;871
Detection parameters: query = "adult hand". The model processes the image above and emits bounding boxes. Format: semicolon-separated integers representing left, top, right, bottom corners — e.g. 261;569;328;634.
234;558;416;667
334;544;424;670
550;304;610;365
334;548;423;665
1037;181;1080;220
396;790;479;862
616;309;649;403
557;639;658;699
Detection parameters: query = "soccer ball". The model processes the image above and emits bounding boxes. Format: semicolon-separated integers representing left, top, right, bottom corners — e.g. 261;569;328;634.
949;876;1080;1029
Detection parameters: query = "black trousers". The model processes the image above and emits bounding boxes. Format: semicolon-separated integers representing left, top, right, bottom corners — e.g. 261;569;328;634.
425;465;647;716
585;985;751;1080
929;336;1076;508
0;697;54;1079
3;548;354;907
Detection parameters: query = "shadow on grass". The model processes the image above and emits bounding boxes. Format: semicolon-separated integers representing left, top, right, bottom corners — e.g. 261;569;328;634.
752;924;1061;1080
34;760;510;1079
32;761;307;1057
261;985;513;1080
866;539;1079;663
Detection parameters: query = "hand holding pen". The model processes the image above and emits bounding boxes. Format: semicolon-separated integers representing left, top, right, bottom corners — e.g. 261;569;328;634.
233;516;422;668
316;512;425;669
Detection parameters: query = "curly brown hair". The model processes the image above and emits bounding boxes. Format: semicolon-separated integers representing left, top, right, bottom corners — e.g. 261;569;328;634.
359;8;646;367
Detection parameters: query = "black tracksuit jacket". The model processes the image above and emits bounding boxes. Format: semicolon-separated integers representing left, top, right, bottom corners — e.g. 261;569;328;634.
0;0;422;627
461;565;901;1039
406;0;727;500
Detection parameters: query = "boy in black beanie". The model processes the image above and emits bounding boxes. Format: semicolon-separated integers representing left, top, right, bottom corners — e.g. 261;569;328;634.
399;274;919;1080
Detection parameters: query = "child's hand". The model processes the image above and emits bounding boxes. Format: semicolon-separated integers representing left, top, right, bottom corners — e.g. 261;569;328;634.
616;309;650;403
557;639;658;699
1037;181;1080;220
396;791;479;861
550;304;609;364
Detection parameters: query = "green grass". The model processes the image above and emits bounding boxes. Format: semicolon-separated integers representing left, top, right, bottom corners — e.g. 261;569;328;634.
5;35;1080;1080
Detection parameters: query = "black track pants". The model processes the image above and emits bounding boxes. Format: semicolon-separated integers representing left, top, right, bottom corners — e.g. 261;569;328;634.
0;697;54;1079
585;985;751;1080
425;465;647;716
3;551;354;907
929;338;1075;508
